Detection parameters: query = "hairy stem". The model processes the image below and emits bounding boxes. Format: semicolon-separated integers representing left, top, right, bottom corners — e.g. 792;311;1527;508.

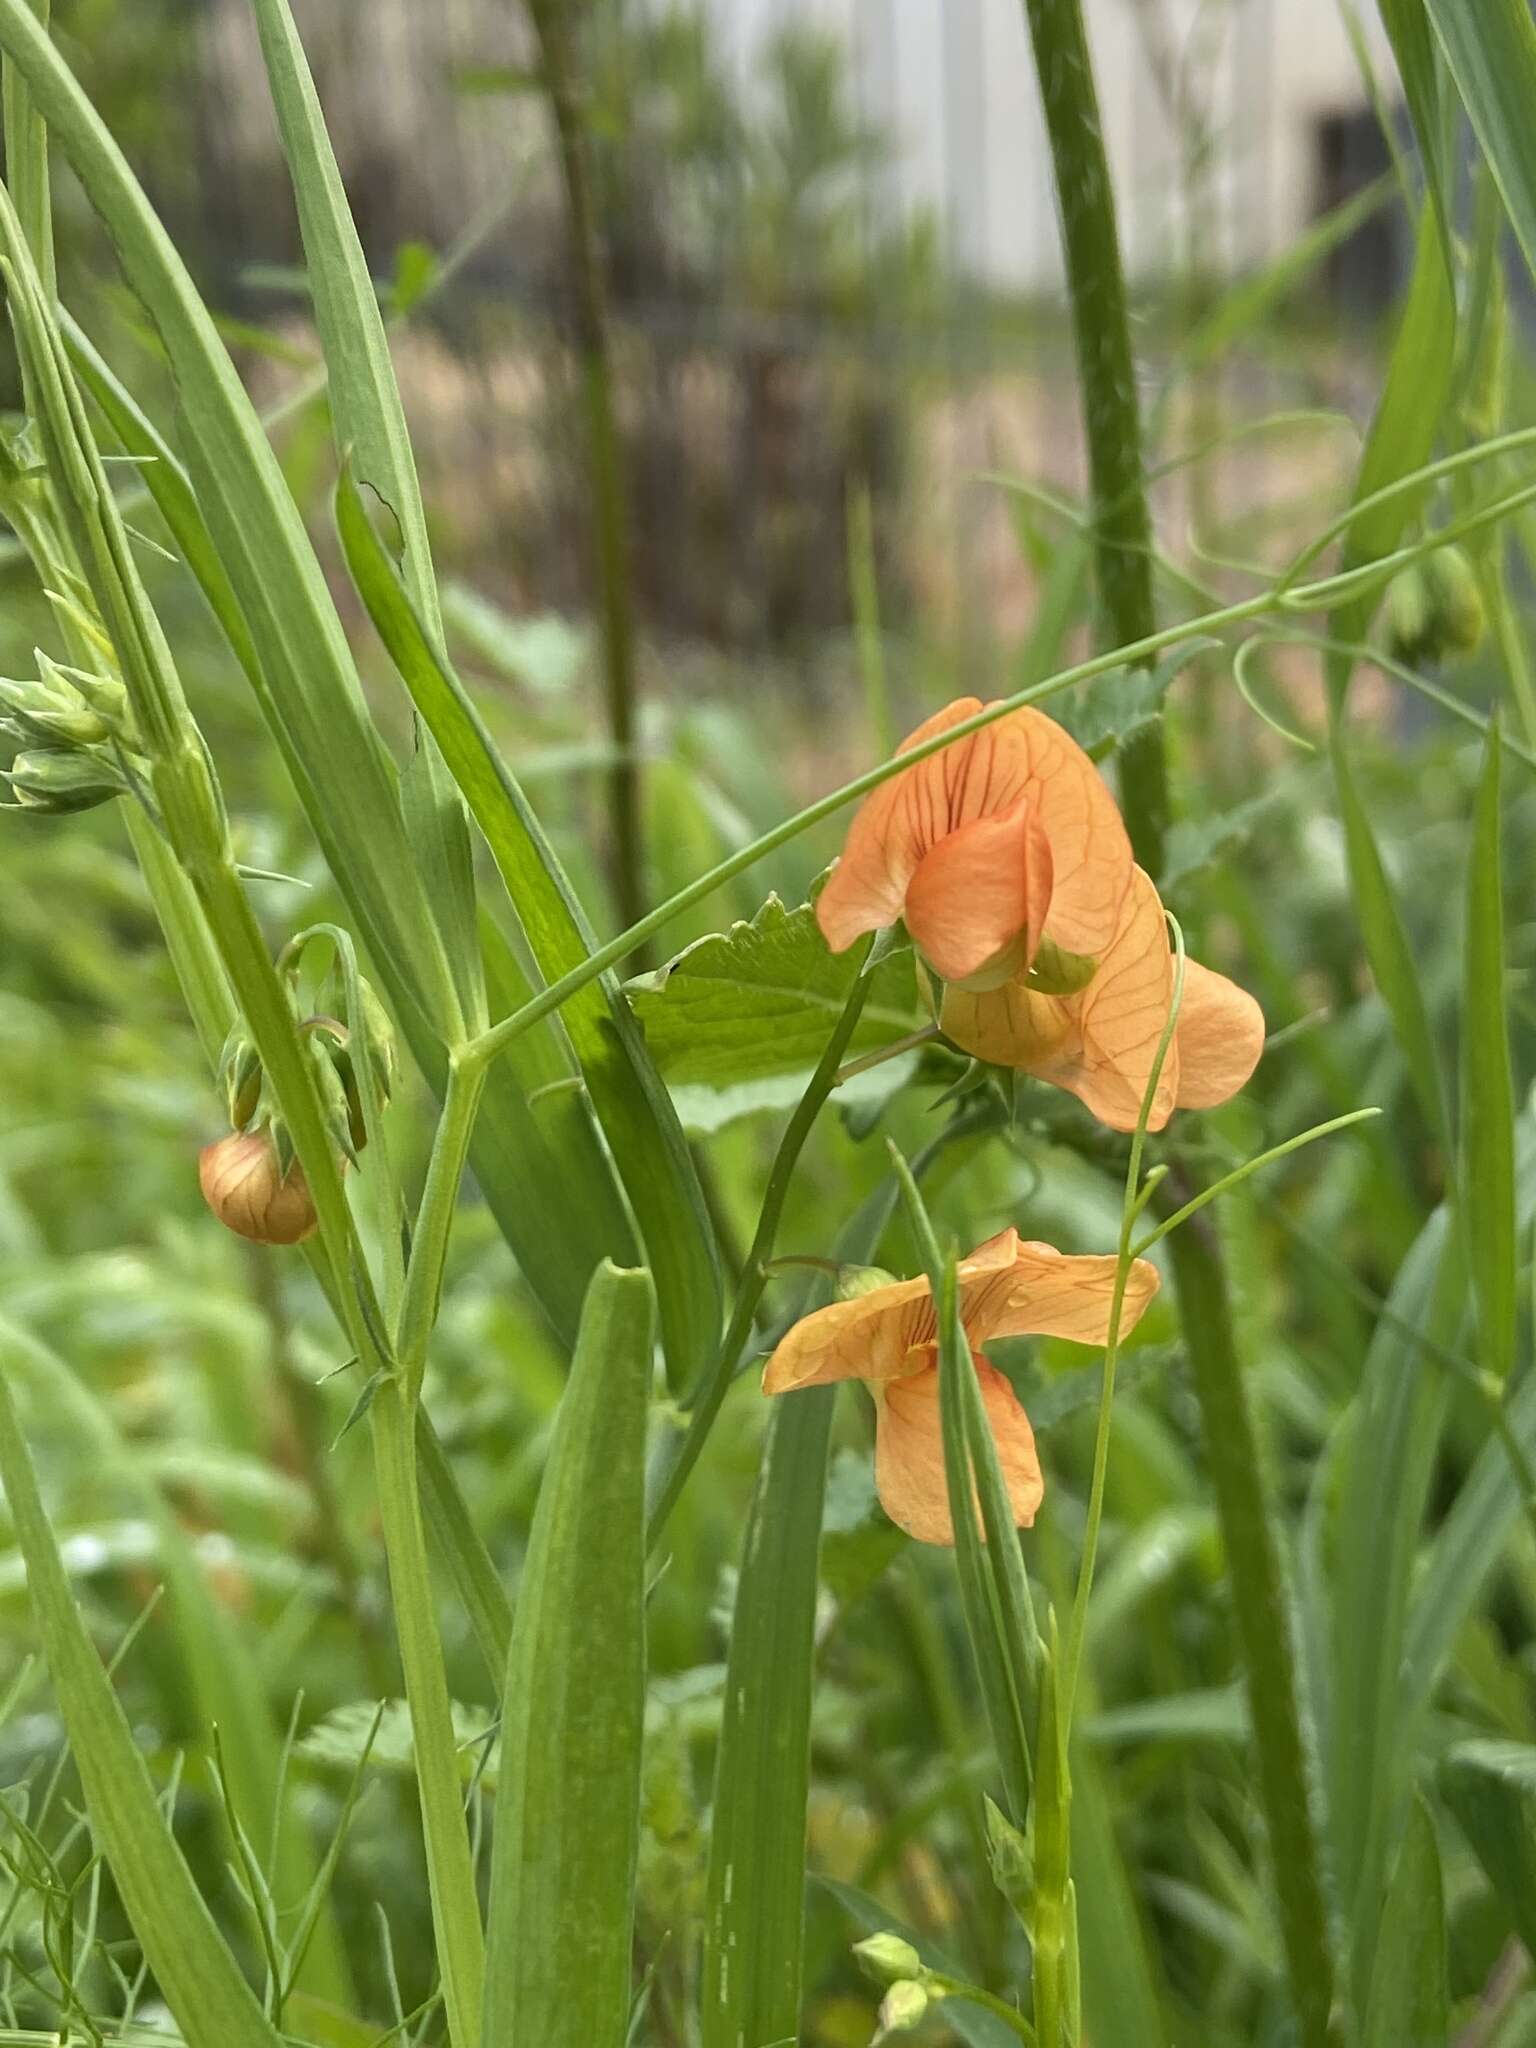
1017;2;1338;2041
524;0;646;938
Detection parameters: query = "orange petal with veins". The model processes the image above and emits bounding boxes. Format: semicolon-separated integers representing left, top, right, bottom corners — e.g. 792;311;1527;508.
962;1240;1161;1347
903;798;1054;984
760;1272;935;1393
1173;960;1266;1108
816;699;1130;961
874;1359;1044;1545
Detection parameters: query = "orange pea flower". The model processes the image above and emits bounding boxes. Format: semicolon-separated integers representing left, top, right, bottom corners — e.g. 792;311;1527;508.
941;865;1264;1132
817;700;1133;988
762;1228;1160;1544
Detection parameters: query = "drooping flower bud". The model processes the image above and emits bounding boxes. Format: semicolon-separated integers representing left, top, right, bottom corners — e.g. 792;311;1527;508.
1385;545;1485;666
836;1264;900;1302
6;747;126;813
874;1979;930;2037
222;1036;264;1130
853;1933;923;1986
198;1131;318;1245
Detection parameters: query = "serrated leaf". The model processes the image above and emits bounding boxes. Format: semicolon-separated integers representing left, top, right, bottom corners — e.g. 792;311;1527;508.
299;1699;497;1786
627;894;921;1092
1159;791;1284;892
1055;640;1218;761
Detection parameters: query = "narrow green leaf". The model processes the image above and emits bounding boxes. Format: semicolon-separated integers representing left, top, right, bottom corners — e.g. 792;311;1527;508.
1327;205;1456;676
247;0;484;1029
891;1154;1039;1823
1440;1741;1536;1959
1069;1740;1168;2048
700;1384;834;2048
0;0;632;1345
1461;727;1517;1380
1378;0;1453;264
1362;1796;1448;2048
1330;731;1447;1143
1424;0;1536;286
0;1334;284;2047
337;466;722;1393
483;1261;653;2044
1328;1206;1462;2006
0;1317;351;2007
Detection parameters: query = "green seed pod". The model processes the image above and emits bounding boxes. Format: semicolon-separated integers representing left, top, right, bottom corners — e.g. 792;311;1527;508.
1385;545;1485;666
6;747;125;813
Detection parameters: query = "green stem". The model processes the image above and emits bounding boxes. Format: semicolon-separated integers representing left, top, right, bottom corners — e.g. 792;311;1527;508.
645;933;883;1544
1019;0;1167;869
395;1052;486;1398
1162;1199;1336;2048
1015;4;1338;2041
524;0;645;939
371;1379;486;2048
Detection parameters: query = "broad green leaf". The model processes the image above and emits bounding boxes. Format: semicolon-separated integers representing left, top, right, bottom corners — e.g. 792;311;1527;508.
1362;1796;1448;2048
1378;1;1453;264
628;894;922;1091
1439;1740;1536;1958
701;1384;834;2048
0;1331;284;2047
1330;732;1447;1143
0;0;629;1345
1461;728;1516;1380
483;1261;654;2044
248;0;484;1029
337;468;721;1394
1424;0;1536;286
1071;1736;1168;2048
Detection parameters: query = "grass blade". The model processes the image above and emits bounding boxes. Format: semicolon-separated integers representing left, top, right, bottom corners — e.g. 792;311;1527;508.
1361;1795;1448;2048
337;465;722;1393
1378;0;1454;263
700;1383;835;2048
0;0;631;1345
483;1261;654;2044
1424;0;1536;285
1439;1741;1536;1960
0;1330;284;2046
247;0;483;1031
1461;726;1517;1382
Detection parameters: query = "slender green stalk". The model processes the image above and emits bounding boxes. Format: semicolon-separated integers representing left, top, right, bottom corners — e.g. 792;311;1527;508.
371;1380;486;2048
524;0;645;937
1130;1109;1384;1256
1061;927;1186;1721
395;1053;487;1397
645;933;883;1544
1015;5;1339;2041
1019;0;1167;867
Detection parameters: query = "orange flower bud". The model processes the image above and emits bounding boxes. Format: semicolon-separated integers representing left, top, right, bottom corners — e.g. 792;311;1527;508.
198;1132;318;1246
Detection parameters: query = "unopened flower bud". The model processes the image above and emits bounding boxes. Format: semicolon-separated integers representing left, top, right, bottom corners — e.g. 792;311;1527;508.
837;1264;900;1302
198;1131;317;1246
853;1933;923;1986
984;1793;1032;1910
7;747;125;813
1385;545;1485;666
875;1979;930;2036
223;1040;264;1129
39;654;129;732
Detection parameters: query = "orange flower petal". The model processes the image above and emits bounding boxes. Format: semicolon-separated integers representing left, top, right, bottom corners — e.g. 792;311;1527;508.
1007;708;1133;956
760;1273;935;1394
816;699;1131;963
874;1359;1043;1546
903;798;1053;984
1173;960;1266;1109
963;1240;1161;1346
942;864;1180;1132
816;699;995;953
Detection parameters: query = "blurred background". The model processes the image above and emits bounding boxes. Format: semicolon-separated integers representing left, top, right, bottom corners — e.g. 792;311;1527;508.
4;4;1531;2042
